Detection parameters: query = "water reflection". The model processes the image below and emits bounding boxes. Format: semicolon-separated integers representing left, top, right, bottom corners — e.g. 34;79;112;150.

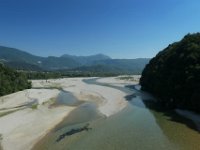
129;85;200;150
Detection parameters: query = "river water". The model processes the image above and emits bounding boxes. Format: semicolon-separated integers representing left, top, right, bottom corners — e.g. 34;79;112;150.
32;78;200;150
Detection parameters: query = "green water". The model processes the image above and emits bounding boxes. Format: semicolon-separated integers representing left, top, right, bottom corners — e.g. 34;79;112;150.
32;79;200;150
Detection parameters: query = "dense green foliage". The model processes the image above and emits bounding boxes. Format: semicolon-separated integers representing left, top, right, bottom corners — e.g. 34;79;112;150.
140;33;200;112
26;70;117;79
60;71;118;77
0;64;31;96
26;72;62;79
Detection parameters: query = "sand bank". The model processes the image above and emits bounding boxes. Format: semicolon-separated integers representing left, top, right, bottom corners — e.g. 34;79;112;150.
96;75;140;87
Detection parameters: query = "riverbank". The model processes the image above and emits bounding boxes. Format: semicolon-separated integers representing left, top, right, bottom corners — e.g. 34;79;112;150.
0;77;132;150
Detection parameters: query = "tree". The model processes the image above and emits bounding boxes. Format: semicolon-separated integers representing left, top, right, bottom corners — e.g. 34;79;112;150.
0;64;32;96
140;33;200;112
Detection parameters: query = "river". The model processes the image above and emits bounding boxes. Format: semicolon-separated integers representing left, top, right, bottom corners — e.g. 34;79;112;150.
32;78;200;150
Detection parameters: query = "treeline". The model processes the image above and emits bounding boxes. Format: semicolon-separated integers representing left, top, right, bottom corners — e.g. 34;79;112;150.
25;71;118;80
140;33;200;112
59;70;118;77
26;72;62;79
0;64;117;96
0;64;31;96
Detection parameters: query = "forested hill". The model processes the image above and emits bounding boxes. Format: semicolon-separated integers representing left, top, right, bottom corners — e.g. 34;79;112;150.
0;64;31;96
140;33;200;112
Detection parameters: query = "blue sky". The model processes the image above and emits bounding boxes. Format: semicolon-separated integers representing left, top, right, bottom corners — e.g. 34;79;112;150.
0;0;200;58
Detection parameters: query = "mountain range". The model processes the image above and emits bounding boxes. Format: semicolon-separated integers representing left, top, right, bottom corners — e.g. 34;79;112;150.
0;46;150;74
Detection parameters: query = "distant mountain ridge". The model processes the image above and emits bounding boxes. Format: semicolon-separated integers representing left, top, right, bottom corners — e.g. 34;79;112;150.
61;53;111;65
0;46;150;74
0;46;43;64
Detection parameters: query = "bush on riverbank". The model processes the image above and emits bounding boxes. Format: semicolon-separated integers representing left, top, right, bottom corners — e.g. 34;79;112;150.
0;64;31;96
140;33;200;112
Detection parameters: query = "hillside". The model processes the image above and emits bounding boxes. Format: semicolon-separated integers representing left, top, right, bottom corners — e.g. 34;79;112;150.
92;58;149;74
0;46;43;64
40;56;80;70
140;33;200;112
0;46;150;74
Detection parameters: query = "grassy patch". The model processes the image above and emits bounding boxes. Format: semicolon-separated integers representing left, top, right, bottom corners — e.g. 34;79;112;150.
117;76;138;81
31;104;38;109
47;83;63;90
42;98;56;106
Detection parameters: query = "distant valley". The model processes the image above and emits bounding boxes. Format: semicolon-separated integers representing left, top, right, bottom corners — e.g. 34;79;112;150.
0;46;150;74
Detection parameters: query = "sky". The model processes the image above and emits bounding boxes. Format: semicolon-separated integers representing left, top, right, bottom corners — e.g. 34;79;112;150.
0;0;200;59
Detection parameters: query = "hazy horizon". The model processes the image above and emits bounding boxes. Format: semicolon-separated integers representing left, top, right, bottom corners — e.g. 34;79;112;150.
0;0;200;58
1;45;152;59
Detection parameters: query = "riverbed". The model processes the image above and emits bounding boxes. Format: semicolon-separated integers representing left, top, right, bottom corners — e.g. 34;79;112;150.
32;78;200;150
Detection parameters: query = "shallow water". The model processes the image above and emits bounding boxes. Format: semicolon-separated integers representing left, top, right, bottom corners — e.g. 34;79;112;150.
54;102;103;132
55;90;83;106
32;78;200;150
